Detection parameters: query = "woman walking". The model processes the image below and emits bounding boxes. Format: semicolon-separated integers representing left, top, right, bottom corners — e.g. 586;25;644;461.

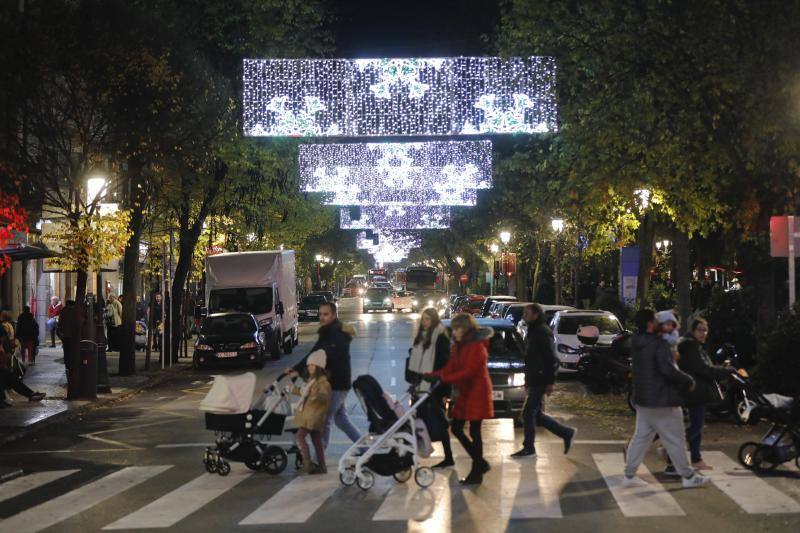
406;307;453;468
673;317;736;471
426;312;493;485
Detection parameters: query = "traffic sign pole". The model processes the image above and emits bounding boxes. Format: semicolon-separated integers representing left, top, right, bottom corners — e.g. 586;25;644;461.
789;216;796;308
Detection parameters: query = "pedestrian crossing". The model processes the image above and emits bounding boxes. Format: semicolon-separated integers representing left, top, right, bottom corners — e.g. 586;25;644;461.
0;452;799;531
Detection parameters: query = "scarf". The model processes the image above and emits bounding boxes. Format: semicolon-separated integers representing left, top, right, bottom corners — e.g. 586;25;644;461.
297;377;317;412
409;324;445;391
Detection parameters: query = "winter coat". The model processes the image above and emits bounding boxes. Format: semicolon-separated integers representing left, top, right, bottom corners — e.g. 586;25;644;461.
631;333;695;408
524;316;558;386
430;327;494;421
294;319;356;391
15;312;39;343
106;299;122;327
407;324;451;395
57;304;82;340
293;375;332;432
678;334;735;406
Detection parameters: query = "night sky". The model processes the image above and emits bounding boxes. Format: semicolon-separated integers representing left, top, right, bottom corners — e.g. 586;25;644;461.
332;0;501;57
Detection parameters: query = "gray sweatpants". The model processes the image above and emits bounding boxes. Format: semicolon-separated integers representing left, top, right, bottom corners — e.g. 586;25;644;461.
624;405;693;479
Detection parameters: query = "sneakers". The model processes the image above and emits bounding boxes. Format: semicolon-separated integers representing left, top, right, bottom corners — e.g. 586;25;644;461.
28;392;46;402
622;475;649;488
681;473;711;488
510;448;536;458
663;464;680;477
310;463;327;475
431;458;455;469
563;428;577;455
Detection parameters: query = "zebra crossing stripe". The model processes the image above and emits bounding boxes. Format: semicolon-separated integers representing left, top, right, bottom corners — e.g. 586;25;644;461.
0;465;172;533
0;470;78;505
702;451;800;514
593;453;685;517
501;456;564;519
103;470;251;529
238;473;340;525
372;471;450;522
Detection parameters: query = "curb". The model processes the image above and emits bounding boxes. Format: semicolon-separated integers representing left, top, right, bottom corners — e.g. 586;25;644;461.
0;468;23;484
0;365;191;447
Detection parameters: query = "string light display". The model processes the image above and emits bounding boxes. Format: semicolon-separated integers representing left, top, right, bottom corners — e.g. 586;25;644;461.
299;141;492;192
243;57;557;137
339;206;450;230
321;188;476;206
356;230;421;264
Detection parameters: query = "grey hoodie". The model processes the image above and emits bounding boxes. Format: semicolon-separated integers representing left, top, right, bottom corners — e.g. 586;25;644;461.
630;333;694;408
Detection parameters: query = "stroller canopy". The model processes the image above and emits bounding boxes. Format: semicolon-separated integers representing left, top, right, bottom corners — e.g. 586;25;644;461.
353;375;398;434
200;373;257;414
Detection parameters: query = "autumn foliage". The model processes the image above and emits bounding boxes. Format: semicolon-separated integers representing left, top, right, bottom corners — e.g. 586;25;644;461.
0;166;29;275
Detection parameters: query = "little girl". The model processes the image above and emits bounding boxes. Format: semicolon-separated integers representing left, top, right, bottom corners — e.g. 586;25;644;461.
293;349;331;474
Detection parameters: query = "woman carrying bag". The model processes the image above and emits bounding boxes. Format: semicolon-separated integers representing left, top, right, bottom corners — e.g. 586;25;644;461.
406;307;453;468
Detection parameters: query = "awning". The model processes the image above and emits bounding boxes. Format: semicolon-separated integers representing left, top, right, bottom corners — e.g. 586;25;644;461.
0;244;59;262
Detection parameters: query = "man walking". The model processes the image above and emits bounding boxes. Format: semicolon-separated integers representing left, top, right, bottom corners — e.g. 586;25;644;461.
622;309;710;488
511;303;577;458
291;301;361;449
57;300;83;400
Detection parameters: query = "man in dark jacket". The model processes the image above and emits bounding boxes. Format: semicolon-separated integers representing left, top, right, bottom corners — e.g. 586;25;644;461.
291;301;361;449
511;304;577;457
16;306;39;365
622;309;710;489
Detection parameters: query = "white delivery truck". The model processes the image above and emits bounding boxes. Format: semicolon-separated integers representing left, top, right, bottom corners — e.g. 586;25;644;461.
204;250;299;359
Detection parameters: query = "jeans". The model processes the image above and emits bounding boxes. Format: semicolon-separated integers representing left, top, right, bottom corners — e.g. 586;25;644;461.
625;406;693;478
521;385;573;451
686;405;706;463
20;341;36;364
322;389;362;449
450;419;483;463
0;369;34;398
47;318;58;345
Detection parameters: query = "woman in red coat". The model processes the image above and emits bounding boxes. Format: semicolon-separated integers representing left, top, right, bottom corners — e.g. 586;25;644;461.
426;312;494;485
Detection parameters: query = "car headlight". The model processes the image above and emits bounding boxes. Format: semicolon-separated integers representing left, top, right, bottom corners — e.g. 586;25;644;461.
195;343;213;351
427;300;434;306
440;298;447;305
240;342;258;349
557;343;581;355
358;288;364;295
511;372;526;387
412;300;418;306
364;298;371;304
383;298;391;304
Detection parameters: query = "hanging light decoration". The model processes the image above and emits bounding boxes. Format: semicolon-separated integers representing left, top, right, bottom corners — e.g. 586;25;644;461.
243;57;557;137
339;206;450;230
356;230;421;264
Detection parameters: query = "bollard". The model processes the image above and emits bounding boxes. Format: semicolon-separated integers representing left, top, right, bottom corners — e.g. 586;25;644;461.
79;294;98;400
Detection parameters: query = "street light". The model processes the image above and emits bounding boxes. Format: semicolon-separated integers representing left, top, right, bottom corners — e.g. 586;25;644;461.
551;218;565;233
634;188;651;210
87;176;108;205
489;244;499;254
315;254;323;261
499;231;511;245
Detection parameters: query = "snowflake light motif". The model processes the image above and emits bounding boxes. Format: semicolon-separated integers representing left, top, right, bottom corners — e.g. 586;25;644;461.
253;95;334;136
470;93;538;134
369;59;430;99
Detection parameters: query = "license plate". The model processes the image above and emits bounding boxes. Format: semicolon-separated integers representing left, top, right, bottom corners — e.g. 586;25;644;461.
216;351;237;358
308;311;318;315
492;390;504;400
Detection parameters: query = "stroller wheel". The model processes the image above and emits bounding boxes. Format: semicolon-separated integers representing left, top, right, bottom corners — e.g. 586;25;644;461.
262;446;288;474
339;467;356;486
738;442;761;469
414;466;435;488
217;461;231;476
356;469;375;490
393;468;413;483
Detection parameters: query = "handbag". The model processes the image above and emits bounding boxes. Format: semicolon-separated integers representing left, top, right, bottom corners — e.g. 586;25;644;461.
11;354;27;380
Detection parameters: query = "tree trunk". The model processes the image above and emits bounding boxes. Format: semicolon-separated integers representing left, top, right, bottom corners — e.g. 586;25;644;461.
636;213;655;308
75;269;88;302
170;237;196;363
673;226;692;329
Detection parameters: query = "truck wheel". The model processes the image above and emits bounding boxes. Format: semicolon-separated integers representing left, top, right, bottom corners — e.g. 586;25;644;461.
283;331;293;354
293;328;299;346
270;333;282;360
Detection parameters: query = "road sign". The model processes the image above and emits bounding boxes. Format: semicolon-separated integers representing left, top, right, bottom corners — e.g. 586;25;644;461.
771;216;800;308
459;274;468;284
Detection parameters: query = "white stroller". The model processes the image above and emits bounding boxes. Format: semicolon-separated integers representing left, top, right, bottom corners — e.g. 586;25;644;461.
200;371;299;476
338;375;436;490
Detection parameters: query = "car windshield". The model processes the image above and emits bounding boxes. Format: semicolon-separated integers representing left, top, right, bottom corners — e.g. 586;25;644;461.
201;315;256;335
508;307;524;322
301;296;326;306
366;289;389;299
209;287;273;314
487;328;524;359
557;315;621;335
467;300;484;309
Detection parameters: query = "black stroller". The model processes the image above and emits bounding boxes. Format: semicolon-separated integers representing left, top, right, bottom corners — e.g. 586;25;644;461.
201;371;300;476
736;373;800;472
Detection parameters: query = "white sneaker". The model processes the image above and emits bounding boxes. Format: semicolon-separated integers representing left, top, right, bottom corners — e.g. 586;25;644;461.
622;475;649;488
681;473;711;488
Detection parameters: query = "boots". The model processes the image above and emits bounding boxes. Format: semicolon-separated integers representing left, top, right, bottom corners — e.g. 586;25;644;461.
459;459;489;485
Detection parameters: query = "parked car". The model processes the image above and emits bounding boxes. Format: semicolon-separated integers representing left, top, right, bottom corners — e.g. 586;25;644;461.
193;312;265;370
502;302;533;324
516;304;577;340
480;295;517;317
392;290;415;312
363;287;393;313
457;296;486;315
442;318;527;420
309;290;335;302
550;309;624;373
298;294;327;322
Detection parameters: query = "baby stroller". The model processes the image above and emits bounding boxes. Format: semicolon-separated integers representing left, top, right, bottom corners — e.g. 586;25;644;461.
201;371;299;476
736;373;800;472
338;375;436;490
134;320;147;350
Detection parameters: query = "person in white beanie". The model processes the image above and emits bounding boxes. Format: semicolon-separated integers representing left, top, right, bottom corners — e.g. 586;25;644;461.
293;349;332;474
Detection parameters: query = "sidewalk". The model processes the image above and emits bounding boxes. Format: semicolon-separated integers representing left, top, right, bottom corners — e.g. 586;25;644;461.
0;344;191;446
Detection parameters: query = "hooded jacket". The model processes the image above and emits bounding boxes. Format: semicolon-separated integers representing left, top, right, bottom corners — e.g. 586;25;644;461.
524;315;558;386
294;319;355;391
15;311;39;342
631;333;694;408
431;327;494;421
677;334;734;406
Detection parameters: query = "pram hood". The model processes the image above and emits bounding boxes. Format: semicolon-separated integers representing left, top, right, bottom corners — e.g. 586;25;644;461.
353;375;398;434
763;393;795;410
200;373;256;414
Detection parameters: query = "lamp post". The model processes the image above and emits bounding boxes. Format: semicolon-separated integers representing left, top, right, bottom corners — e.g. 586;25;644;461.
314;254;323;290
634;188;654;308
551;219;564;304
499;231;511;294
490;243;499;296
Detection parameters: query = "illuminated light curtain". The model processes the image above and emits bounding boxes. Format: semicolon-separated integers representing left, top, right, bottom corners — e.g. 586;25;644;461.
340;206;451;229
244;57;557;137
320;187;477;206
356;230;421;264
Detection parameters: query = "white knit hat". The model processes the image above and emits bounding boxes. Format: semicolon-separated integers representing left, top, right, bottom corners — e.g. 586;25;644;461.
307;349;327;369
655;310;679;326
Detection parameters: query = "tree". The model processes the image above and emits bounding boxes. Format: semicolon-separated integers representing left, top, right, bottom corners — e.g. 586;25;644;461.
0;166;28;275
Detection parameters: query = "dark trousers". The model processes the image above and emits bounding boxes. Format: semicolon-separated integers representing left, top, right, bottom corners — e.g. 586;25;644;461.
451;419;483;463
521;385;572;451
0;369;34;398
686;405;706;463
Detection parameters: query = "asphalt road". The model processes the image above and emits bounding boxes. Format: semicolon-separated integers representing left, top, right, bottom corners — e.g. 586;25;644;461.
1;297;799;532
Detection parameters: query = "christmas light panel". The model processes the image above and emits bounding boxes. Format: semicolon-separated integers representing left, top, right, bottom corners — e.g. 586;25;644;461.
339;206;451;230
356;230;421;264
299;140;492;192
243;57;557;137
321;187;477;206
